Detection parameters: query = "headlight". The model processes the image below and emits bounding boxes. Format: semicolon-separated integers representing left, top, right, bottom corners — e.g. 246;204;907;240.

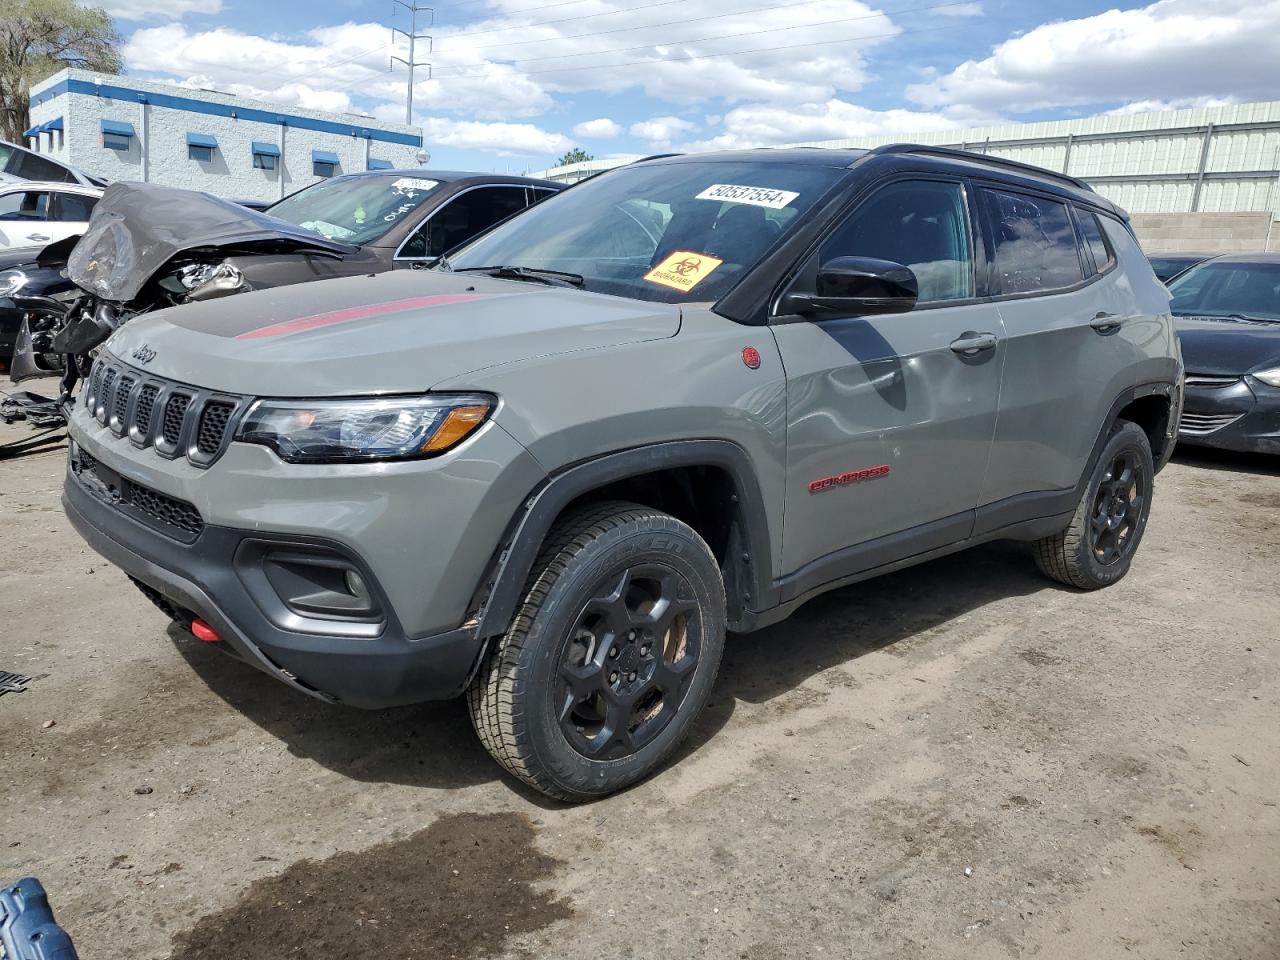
1254;367;1280;388
237;394;495;463
0;269;28;298
176;262;245;299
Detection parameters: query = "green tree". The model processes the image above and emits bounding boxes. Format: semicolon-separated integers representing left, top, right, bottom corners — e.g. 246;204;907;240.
557;147;593;167
0;0;121;143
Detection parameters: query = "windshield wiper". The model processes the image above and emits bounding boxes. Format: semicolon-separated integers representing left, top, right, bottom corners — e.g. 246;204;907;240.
452;265;585;288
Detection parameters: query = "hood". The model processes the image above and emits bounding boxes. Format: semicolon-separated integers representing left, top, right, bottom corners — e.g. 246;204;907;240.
1175;316;1280;376
103;269;681;396
68;182;355;302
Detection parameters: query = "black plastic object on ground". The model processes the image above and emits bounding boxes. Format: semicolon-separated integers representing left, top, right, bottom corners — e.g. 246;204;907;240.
0;878;79;960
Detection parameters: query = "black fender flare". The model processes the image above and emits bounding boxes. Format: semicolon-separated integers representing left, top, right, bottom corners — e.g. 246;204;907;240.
472;440;778;639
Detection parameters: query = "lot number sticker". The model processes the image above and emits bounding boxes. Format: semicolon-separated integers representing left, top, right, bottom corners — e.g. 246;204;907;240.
391;177;439;194
644;251;724;292
696;183;799;209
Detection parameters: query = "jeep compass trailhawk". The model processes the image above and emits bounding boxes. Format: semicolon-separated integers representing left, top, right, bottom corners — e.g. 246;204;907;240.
63;146;1182;800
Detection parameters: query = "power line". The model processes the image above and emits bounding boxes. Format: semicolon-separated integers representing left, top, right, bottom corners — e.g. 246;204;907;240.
453;0;970;54
429;21;955;80
431;4;962;74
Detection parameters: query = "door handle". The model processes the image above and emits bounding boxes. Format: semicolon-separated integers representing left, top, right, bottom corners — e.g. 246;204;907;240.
26;233;50;242
1090;311;1122;332
949;331;999;355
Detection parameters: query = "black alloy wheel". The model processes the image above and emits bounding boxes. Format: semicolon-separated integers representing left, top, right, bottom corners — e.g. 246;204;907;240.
557;563;700;761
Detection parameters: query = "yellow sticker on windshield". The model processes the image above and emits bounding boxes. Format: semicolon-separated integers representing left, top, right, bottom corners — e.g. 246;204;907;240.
644;251;724;293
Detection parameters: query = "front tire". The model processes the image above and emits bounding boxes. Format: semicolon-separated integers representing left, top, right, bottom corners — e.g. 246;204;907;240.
1034;420;1154;589
468;502;726;802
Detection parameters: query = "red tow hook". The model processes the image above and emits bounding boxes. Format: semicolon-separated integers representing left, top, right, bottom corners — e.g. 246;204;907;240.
190;619;221;643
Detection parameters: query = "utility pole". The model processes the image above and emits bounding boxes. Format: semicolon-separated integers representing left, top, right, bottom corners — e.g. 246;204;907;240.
391;1;432;125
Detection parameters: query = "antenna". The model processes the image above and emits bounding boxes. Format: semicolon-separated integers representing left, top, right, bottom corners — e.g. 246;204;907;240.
390;1;432;125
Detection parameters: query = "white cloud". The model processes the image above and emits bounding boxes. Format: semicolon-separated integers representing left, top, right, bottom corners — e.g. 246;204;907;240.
630;115;697;145
421;118;573;156
572;117;623;139
909;0;1280;114
94;0;221;18
684;99;983;151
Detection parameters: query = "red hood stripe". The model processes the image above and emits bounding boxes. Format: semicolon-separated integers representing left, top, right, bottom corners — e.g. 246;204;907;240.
236;293;501;340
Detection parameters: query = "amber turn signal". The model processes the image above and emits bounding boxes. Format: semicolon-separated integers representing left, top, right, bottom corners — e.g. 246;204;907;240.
421;404;492;453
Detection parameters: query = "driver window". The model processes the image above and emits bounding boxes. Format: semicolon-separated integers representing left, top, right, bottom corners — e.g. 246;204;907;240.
401;187;528;260
821;180;974;304
0;190;49;221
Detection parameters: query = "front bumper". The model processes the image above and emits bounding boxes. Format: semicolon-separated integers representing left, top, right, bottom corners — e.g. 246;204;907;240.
63;468;486;708
1179;376;1280;455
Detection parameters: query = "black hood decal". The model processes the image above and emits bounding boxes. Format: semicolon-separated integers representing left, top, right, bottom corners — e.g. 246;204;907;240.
67;182;356;302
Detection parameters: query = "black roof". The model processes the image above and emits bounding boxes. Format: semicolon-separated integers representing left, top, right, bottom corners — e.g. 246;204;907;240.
336;169;560;188
1188;252;1280;264
631;143;1122;217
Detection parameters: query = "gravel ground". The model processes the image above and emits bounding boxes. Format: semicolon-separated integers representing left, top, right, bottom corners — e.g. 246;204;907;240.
2;392;1278;960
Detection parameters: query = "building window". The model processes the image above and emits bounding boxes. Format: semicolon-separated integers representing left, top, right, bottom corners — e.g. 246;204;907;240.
100;119;135;152
367;158;393;170
312;150;339;179
252;141;281;170
186;133;218;162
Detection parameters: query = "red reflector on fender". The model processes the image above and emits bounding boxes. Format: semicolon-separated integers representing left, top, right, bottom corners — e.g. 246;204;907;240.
191;619;221;643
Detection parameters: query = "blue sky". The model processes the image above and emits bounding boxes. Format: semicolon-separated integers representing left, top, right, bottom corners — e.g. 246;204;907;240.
100;0;1276;171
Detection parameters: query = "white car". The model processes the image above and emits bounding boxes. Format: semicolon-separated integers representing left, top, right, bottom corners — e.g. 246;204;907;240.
0;181;103;250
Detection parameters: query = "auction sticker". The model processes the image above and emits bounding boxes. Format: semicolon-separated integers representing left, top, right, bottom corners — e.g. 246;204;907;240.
696;183;799;209
644;251;724;292
391;177;439;193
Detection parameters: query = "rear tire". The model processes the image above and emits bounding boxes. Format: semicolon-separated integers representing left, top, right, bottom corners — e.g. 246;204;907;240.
1034;420;1154;590
468;501;726;802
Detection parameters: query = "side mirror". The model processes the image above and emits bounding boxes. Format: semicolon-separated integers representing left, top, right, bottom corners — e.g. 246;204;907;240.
785;256;918;318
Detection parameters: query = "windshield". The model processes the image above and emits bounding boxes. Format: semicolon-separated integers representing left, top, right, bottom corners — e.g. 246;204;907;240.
1168;260;1280;321
447;159;847;303
266;174;441;246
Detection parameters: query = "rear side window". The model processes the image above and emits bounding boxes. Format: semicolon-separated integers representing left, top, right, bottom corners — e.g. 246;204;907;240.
401;186;529;259
1076;209;1115;274
984;189;1083;295
52;192;98;222
11;150;73;183
821;179;975;304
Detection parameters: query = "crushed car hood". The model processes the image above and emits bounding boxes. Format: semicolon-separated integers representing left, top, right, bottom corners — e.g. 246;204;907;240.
68;182;355;302
1175;316;1280;376
103;269;681;396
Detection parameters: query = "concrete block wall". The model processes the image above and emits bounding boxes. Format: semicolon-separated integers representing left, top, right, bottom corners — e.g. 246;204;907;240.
1129;212;1276;253
27;69;424;203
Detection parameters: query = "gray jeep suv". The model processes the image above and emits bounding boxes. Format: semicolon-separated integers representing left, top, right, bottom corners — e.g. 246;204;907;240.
62;146;1183;800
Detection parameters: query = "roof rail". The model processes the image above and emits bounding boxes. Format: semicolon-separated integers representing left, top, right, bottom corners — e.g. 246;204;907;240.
864;143;1093;192
632;153;684;164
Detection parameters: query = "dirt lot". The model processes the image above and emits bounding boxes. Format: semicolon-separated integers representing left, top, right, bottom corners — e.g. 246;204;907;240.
2;391;1278;960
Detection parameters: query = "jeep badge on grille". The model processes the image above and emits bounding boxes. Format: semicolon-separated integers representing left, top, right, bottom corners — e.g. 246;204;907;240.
132;344;157;365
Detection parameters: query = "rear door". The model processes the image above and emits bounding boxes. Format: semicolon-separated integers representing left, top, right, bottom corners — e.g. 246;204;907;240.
45;191;99;244
976;187;1159;512
773;177;1006;580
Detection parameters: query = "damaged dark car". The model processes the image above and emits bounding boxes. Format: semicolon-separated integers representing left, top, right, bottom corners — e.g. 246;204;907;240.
21;170;560;394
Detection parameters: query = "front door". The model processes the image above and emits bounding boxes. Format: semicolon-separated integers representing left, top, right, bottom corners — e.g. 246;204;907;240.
772;178;1005;580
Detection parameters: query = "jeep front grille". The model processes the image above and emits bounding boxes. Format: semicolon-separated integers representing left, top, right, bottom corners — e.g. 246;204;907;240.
70;443;205;541
82;357;246;468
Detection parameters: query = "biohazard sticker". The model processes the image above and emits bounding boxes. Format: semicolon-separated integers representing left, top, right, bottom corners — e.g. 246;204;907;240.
644;251;724;292
695;183;799;209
